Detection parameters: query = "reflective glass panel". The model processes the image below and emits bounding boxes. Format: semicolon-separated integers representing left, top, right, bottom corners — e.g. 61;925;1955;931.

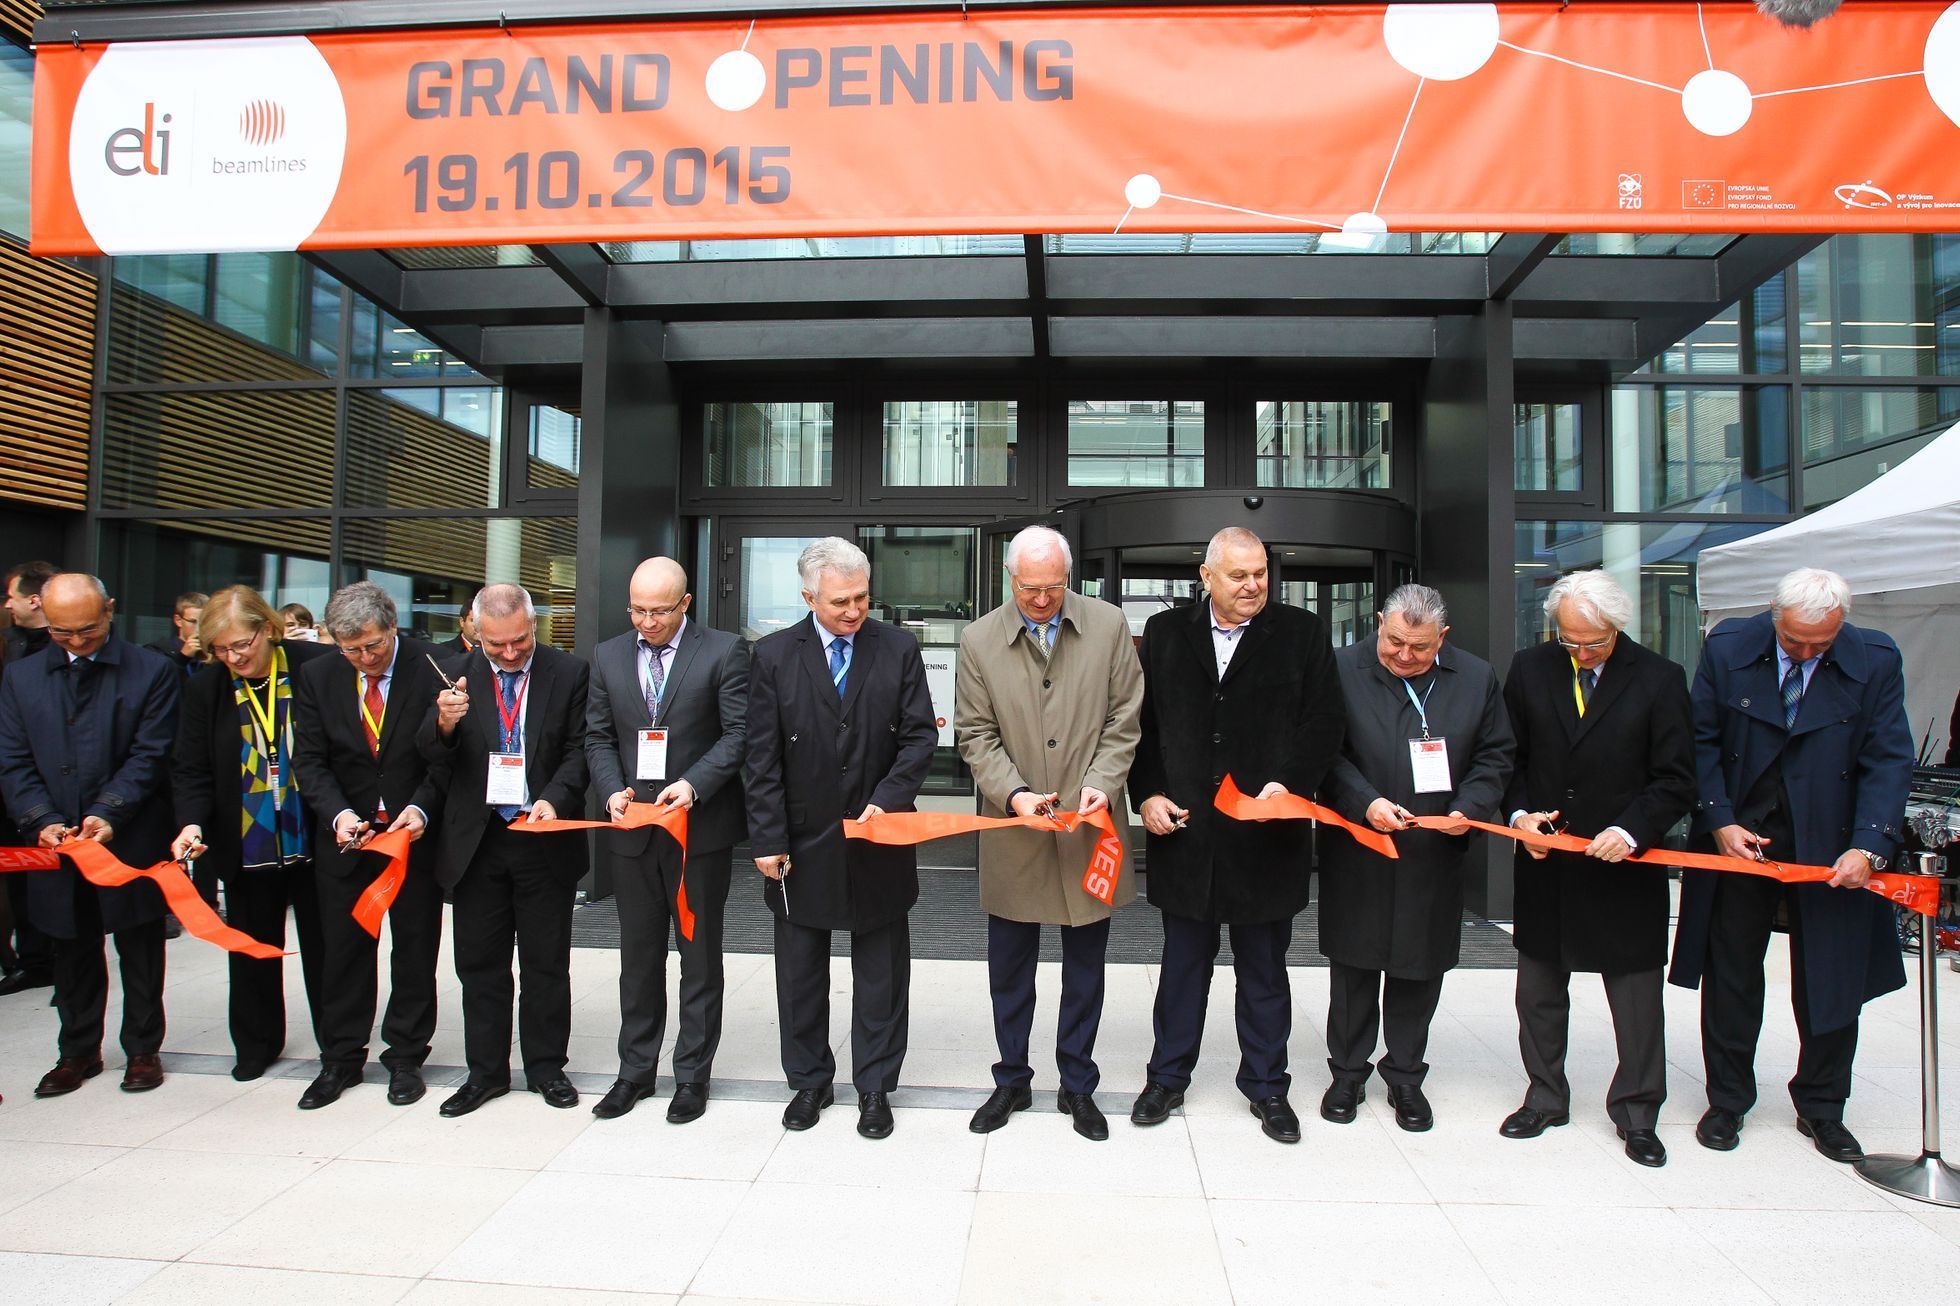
738;535;824;641
1800;386;1960;509
604;235;1024;261
1514;402;1582;492
1043;232;1494;255
1797;235;1960;377
861;525;976;794
882;400;1016;487
705;402;833;487
102;390;337;509
98;518;333;652
109;253;339;383
343;516;579;650
528;403;581;489
1254;401;1391;489
345;388;507;509
1609;385;1790;514
388;246;542;269
1552;234;1737;257
0;41;30;239
1067;400;1203;488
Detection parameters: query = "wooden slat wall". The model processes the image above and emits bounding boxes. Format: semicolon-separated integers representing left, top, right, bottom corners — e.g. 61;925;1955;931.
0;2;38;45
0;236;93;510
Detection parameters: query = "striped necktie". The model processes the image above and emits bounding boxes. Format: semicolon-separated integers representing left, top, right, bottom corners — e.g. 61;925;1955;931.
1781;662;1805;730
830;637;850;699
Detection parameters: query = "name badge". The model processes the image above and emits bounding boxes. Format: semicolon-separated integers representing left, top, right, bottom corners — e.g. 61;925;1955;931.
266;761;283;811
1409;738;1452;794
486;752;527;807
636;728;670;781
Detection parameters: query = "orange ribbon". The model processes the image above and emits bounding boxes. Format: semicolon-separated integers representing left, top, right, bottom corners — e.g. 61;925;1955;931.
844;806;1126;907
349;827;415;939
1210;774;1401;859
0;841;285;958
505;802;694;940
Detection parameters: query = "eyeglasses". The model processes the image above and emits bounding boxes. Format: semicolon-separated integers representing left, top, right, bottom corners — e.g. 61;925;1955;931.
336;635;391;660
209;628;265;660
47;621;106;640
1555;636;1614;653
1013;583;1068;597
628;602;686;621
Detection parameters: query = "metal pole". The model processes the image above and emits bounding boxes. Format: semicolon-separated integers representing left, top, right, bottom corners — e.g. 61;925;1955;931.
1855;851;1960;1206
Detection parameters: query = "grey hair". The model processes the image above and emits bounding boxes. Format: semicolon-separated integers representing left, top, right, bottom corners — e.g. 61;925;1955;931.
1542;569;1633;632
1382;583;1448;630
1004;525;1072;575
1755;0;1842;29
473;583;535;623
1772;567;1852;623
323;580;398;640
1203;527;1265;571
798;536;871;592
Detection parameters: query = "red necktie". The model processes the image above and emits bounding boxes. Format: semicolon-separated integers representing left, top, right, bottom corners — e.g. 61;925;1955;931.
362;674;385;756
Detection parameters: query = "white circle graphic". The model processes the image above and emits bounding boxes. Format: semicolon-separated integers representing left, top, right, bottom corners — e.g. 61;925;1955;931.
1383;3;1501;81
1125;173;1163;209
67;37;346;253
1682;69;1753;136
1925;2;1960;130
706;50;767;112
1342;211;1389;237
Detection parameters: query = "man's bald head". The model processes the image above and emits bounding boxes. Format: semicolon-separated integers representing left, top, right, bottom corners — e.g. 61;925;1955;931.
42;573;115;658
628;557;691;646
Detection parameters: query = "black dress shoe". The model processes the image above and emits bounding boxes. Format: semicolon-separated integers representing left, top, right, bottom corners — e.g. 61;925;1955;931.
231;1059;271;1083
783;1084;834;1131
858;1091;895;1139
667;1081;709;1124
1058;1090;1109;1141
592;1079;651;1120
0;965;53;996
297;1065;363;1111
969;1085;1033;1134
1500;1106;1570;1139
1696;1106;1743;1152
1387;1083;1433;1133
1130;1082;1184;1126
439;1081;510;1118
1249;1094;1301;1144
1617;1127;1667;1168
1797;1116;1864;1163
386;1067;426;1106
1320;1079;1365;1125
529;1077;579;1109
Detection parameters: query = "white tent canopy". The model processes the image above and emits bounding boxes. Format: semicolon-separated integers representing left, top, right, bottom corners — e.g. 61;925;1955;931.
1696;421;1960;765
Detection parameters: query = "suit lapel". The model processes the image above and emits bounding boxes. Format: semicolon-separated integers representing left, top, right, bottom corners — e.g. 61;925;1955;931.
1730;656;1788;732
659;624;704;726
1217;605;1270;688
1572;642;1633;743
1180;601;1220;686
798;621;841;719
522;652;551;758
1790;659;1856;738
472;652;504;750
837;623;875;720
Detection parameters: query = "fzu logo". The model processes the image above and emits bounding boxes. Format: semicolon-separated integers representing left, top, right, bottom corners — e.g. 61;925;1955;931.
103;101;173;176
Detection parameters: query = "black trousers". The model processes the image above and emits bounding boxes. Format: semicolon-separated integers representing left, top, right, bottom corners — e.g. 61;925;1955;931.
312;849;443;1072
452;824;578;1087
50;886;165;1061
774;912;911;1095
5;871;53;971
1147;911;1294;1099
1515;952;1666;1129
613;840;733;1086
1700;874;1859;1119
1325;961;1445;1087
989;913;1112;1096
225;859;324;1068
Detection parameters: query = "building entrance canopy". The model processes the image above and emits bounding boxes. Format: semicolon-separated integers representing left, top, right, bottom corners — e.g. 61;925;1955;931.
30;1;1960;257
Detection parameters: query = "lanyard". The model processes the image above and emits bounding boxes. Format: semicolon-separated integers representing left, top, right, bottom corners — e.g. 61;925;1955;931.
1402;673;1437;739
239;646;287;756
358;674;385;741
496;670;530;747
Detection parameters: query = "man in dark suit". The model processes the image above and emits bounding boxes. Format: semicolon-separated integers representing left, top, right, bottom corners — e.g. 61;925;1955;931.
434;588;479;659
0;573;180;1095
1670;567;1913;1162
586;557;749;1123
1500;569;1695;1168
290;580;444;1112
744;537;937;1140
1;559;60;996
1128;528;1346;1145
419;584;589;1117
145;591;209;678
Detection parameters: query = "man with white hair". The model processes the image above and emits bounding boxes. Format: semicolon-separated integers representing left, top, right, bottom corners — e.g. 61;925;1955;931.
1669;567;1913;1162
744;537;937;1140
955;524;1143;1141
1499;569;1695;1167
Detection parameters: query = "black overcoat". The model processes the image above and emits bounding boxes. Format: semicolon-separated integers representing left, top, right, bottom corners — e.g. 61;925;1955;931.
1129;600;1346;924
1317;640;1515;978
173;638;333;882
743;616;938;932
0;632;180;936
1668;613;1911;1034
1502;635;1695;975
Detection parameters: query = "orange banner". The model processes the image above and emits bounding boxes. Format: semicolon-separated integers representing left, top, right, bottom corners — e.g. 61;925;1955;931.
506;802;693;940
1211;773;1401;859
846;806;1126;907
0;841;285;958
29;4;1960;255
1401;814;1940;916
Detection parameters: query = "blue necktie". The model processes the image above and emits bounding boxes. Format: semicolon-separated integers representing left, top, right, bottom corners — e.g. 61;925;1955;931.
1780;662;1805;730
830;637;850;700
496;670;522;819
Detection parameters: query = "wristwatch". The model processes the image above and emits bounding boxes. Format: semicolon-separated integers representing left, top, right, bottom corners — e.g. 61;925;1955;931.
1854;848;1890;873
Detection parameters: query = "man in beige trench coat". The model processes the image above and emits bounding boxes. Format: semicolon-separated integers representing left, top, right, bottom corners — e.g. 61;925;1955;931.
955;525;1143;1141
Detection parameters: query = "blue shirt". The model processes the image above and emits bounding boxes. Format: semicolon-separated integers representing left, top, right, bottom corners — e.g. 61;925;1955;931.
1776;643;1821;696
1022;613;1062;649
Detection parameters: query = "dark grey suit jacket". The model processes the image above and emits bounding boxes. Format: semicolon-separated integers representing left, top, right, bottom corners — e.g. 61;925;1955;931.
585;620;750;856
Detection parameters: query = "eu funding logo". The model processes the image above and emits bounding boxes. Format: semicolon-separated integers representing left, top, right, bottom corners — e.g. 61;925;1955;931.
102;101;173;176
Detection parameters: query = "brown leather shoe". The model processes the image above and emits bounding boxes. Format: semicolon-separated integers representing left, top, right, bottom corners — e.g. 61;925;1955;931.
35;1056;104;1097
121;1054;164;1093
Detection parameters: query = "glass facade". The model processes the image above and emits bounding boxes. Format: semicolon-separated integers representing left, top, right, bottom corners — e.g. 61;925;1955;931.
1608;385;1790;514
1067;400;1204;487
1043;233;1495;255
0;40;31;240
1254;401;1391;490
1514;402;1582;492
1797;236;1960;377
883;400;1016;487
705;401;834;488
